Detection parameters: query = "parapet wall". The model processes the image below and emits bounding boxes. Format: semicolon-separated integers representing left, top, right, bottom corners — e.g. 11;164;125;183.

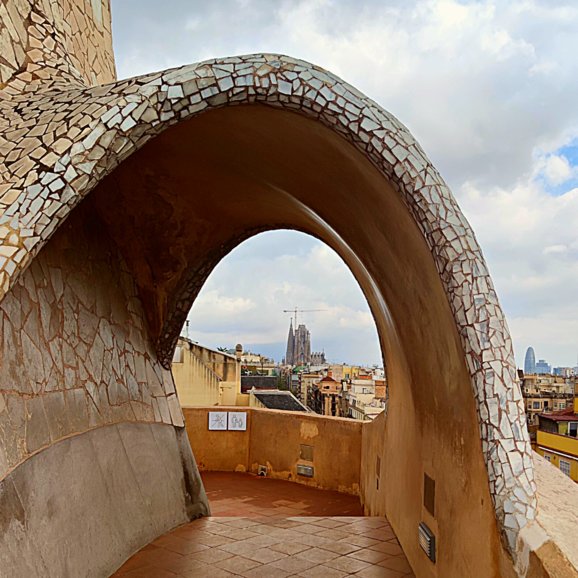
183;406;363;495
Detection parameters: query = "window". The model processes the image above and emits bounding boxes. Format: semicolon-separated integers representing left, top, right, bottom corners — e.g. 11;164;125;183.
569;423;578;438
533;402;540;409
559;459;571;477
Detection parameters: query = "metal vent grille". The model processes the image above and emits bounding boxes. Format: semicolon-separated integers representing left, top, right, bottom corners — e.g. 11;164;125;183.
418;522;436;563
296;464;314;477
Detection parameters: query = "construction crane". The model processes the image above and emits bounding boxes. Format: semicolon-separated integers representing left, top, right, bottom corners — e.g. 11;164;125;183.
283;307;327;327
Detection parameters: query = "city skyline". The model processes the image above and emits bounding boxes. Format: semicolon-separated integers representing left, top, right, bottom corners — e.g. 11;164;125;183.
112;0;578;368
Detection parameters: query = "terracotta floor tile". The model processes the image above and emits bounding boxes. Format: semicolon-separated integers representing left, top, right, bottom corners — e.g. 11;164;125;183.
292;523;324;535
315;528;351;540
379;555;413;573
195;533;235;547
214;555;262;573
239;563;291;577
268;554;318;573
318;540;361;555
201;471;363;517
312;519;347;529
244;548;288;564
297;536;333;550
247;524;281;536
363;528;393;540
184;567;235;578
325;554;371;573
295;546;339;564
219;541;259;556
268;541;311;555
342;534;380;548
348;523;377;535
227;529;261;540
110;473;413;578
117;567;178;578
113;552;153;574
347;548;389;564
269;519;304;529
190;548;235;564
223;518;262;529
297;564;349;577
357;566;405;577
161;539;209;556
357;518;389;529
178;559;212;576
370;540;404;556
242;534;281;547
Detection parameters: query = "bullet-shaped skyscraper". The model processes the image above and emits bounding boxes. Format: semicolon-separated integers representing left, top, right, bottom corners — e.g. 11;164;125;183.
524;346;536;374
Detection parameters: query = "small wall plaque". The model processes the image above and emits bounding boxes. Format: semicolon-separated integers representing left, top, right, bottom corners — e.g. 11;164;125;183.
228;412;247;431
208;411;228;430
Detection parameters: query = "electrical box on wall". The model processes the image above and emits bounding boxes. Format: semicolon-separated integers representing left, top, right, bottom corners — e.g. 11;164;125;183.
423;473;435;516
418;522;436;563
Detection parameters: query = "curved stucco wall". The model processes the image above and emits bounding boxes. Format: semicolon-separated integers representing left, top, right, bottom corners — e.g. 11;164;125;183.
0;422;207;578
0;199;209;576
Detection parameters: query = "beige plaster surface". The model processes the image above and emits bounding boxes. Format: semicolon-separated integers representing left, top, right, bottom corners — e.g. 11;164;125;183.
0;422;208;578
532;453;578;572
183;406;363;495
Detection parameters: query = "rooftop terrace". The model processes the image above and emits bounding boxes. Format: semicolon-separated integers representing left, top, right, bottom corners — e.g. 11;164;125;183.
111;472;414;577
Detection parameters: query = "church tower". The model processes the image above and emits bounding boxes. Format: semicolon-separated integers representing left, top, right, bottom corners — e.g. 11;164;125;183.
285;319;295;365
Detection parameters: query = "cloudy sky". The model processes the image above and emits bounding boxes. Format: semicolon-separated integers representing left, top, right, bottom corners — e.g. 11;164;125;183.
111;0;578;367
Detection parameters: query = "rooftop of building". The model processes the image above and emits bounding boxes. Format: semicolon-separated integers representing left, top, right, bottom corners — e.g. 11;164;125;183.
177;336;237;360
538;407;578;422
253;390;308;412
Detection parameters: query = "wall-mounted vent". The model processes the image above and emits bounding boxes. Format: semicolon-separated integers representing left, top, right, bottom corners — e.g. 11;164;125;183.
257;465;267;476
296;464;314;477
418;522;436;563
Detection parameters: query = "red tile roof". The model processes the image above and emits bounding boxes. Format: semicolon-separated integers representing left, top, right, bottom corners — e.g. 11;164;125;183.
538;407;578;422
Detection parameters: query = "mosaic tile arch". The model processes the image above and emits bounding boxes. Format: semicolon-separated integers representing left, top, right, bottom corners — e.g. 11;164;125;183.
0;1;534;560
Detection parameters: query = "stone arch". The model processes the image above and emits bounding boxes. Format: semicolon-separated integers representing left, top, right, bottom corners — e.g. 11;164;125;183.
2;54;535;553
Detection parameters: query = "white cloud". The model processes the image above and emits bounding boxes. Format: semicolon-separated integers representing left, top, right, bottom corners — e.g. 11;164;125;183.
186;232;382;365
111;0;578;368
542;154;574;185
